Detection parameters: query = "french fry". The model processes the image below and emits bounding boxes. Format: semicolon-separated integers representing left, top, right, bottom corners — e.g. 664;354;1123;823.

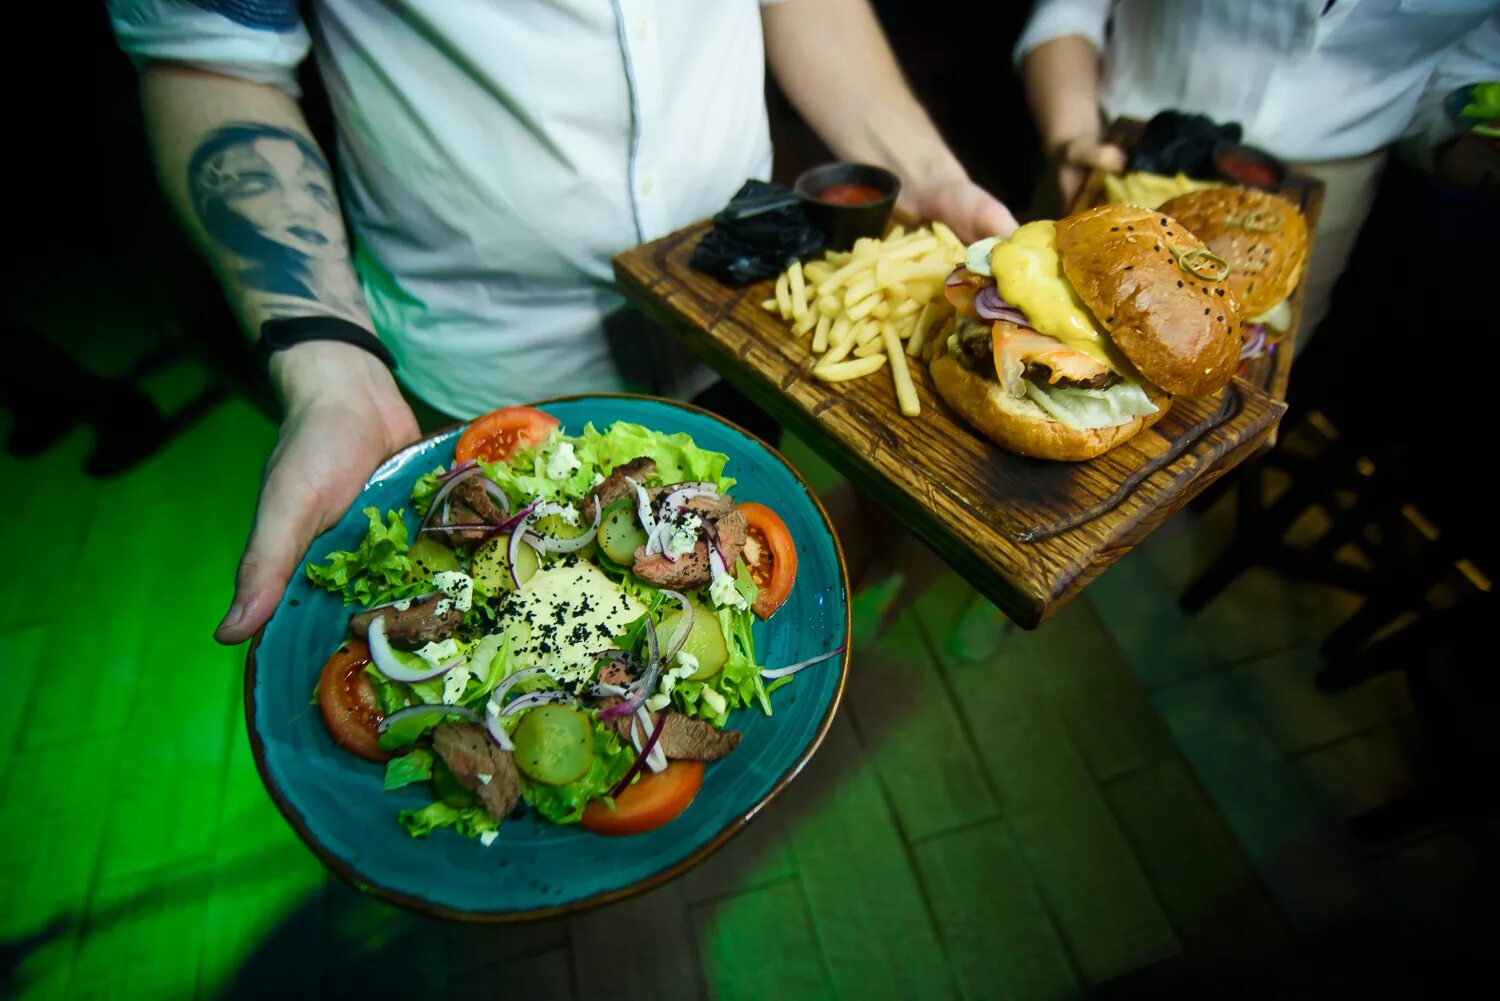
931;220;964;252
792;307;818;337
820;324;860;366
828;314;854;348
846;292;881;322
893;298;921;318
761;298;778;312
816;355;888;381
871;300;891;320
882;323;921;417
775;273;792;320
854;318;883;346
818;294;842;318
842;277;877;308
854;335;886;358
906;302;933;357
788;260;809;322
812;313;832;352
803;260;834;284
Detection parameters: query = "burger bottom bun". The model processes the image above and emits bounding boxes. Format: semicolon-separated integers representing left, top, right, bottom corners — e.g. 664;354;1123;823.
930;354;1172;462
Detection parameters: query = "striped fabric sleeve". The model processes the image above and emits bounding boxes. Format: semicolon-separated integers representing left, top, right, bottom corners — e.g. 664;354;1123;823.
108;0;311;93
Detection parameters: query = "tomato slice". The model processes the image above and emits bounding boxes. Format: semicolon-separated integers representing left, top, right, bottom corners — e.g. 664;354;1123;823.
736;502;797;619
579;760;704;836
454;406;560;464
317;640;389;763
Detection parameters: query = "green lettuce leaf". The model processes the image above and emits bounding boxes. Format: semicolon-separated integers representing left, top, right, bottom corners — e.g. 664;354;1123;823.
382;749;434;791
306;508;423;606
397;800;501;840
520;723;634;825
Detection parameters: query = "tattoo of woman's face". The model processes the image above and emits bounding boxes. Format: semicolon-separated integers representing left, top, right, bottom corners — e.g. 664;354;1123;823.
188;125;346;300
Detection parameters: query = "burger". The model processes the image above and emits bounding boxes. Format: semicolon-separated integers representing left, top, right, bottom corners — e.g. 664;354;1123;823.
929;203;1242;462
1156;186;1309;356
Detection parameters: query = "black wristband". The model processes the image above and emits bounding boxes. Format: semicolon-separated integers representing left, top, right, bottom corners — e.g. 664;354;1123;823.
257;316;398;372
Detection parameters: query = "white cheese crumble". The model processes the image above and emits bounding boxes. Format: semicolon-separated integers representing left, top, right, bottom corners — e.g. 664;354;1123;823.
645;655;700;713
664;513;702;559
699;685;727;717
479;830;499;847
710;571;747;611
413;637;459;670
392;598;413;611
545;441;582;480
533;500;581;527
431;571;473;613
441;662;471;705
476;773;492;785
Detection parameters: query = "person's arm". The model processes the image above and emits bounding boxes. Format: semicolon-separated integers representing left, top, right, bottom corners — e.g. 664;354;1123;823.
138;64;417;644
1021;38;1124;210
1401;15;1500;189
1013;0;1121;210
761;0;1016;241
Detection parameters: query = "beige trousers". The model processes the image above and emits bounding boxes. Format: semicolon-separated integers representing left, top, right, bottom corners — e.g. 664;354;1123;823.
1286;148;1389;352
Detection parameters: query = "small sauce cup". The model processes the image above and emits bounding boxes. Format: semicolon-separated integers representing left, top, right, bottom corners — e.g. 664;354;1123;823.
794;162;901;250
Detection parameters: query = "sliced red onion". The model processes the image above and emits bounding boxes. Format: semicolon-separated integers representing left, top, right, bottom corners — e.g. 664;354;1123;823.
760;646;845;680
531;502;601;554
660;589;693;663
609;707;669;797
661;484;717;512
417;466;484;535
498;689;574;718
973;285;1033;327
708;546;727;581
437;460;477;482
377;702;479;736
487;665;549;709
419;523;494;535
362;589;440;613
590;682;629;698
599;616;660;721
1240;323;1269;360
505;503;542;588
479;479;511;515
635;705;668;773
366;616;457;683
492;497;539;535
945;266;967;288
626;476;656;537
485;700;514;751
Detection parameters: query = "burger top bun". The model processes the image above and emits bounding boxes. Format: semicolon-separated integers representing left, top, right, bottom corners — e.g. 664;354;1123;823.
1156;187;1309;318
929;349;1171;462
1056;204;1241;398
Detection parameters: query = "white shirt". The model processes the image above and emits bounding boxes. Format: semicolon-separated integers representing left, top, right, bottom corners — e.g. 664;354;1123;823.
111;0;775;418
1016;0;1500;161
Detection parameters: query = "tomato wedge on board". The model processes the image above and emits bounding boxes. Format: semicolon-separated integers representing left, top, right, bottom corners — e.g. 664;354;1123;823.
317;639;389;763
579;760;704;836
454;406;560;464
736;502;797;619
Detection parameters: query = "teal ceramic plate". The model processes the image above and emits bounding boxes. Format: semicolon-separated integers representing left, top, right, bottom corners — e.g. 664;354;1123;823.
246;394;849;921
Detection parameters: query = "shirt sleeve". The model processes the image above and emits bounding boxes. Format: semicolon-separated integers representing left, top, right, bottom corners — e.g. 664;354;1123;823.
1401;14;1500;161
1012;0;1115;70
108;0;311;93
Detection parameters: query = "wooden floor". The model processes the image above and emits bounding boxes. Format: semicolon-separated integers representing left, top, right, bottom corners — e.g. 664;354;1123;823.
0;291;1485;999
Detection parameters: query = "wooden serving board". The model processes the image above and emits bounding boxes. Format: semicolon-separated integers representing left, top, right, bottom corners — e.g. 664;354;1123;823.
613;223;1286;628
1070;118;1326;405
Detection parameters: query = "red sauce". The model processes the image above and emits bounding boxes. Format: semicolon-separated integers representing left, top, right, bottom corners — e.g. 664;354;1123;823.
815;182;886;206
1218;155;1278;188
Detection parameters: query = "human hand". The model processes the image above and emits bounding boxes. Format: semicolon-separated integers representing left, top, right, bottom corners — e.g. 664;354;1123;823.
899;175;1019;243
214;340;419;644
1051;137;1127;210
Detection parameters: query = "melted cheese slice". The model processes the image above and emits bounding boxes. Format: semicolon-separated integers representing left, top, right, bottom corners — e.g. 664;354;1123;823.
989;221;1112;369
501;560;646;684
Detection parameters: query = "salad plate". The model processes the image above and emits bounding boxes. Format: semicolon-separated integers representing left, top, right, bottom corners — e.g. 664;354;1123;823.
246;393;849;921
